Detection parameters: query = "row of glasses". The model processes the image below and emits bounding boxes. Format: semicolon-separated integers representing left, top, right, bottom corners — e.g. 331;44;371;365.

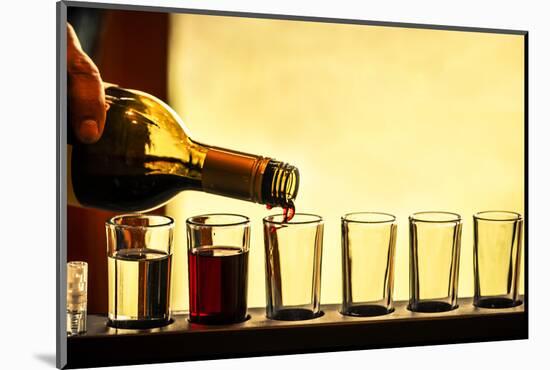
265;210;524;319
409;211;523;312
186;213;325;323
103;210;523;328
104;213;252;328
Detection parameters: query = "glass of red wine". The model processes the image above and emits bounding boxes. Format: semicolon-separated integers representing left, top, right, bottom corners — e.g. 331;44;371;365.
263;213;324;321
186;214;250;325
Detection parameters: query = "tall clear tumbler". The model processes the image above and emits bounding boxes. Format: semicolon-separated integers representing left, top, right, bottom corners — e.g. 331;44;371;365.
187;214;250;324
409;212;462;313
263;213;324;321
341;212;397;316
106;214;174;329
473;211;524;308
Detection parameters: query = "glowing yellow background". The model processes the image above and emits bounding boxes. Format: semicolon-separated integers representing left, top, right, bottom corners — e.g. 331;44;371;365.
165;14;524;312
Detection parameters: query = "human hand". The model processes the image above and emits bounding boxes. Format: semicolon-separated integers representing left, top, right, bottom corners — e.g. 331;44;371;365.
67;23;107;143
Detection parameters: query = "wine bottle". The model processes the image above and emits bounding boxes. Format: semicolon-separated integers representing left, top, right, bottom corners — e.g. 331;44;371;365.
67;85;299;213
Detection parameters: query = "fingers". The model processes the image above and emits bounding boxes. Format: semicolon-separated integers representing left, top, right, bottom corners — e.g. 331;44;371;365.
67;23;106;144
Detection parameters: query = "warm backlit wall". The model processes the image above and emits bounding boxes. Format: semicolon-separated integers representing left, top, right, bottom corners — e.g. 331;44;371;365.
166;14;524;312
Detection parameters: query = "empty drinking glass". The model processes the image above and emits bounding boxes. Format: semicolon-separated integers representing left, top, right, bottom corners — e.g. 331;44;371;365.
263;213;324;320
409;211;462;313
473;211;524;308
341;212;397;316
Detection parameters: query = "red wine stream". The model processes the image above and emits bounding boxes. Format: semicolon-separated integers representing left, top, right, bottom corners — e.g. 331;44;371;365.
267;200;295;234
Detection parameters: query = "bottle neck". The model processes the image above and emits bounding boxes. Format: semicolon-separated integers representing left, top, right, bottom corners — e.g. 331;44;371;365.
200;146;299;207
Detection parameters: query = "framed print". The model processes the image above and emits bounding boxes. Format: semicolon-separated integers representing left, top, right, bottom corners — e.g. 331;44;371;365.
57;1;527;368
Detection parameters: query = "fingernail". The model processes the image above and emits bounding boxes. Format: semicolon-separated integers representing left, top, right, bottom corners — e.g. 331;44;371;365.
79;119;99;143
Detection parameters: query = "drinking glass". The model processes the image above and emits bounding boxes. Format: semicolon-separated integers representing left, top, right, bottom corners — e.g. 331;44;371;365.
409;211;462;312
186;214;250;324
341;212;397;316
105;214;174;329
263;213;324;321
473;211;524;308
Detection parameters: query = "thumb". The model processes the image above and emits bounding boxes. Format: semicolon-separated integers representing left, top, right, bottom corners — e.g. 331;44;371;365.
67;23;106;144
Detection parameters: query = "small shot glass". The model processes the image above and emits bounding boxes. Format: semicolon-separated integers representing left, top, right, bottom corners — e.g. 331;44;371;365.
409;211;462;313
263;213;324;321
106;214;174;329
186;214;250;325
340;212;397;317
473;211;524;308
67;261;88;336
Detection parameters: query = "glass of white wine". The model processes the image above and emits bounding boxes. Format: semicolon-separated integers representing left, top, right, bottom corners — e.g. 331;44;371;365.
105;214;174;329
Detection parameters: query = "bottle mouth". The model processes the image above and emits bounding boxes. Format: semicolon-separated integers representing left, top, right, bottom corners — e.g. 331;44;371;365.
261;160;300;207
